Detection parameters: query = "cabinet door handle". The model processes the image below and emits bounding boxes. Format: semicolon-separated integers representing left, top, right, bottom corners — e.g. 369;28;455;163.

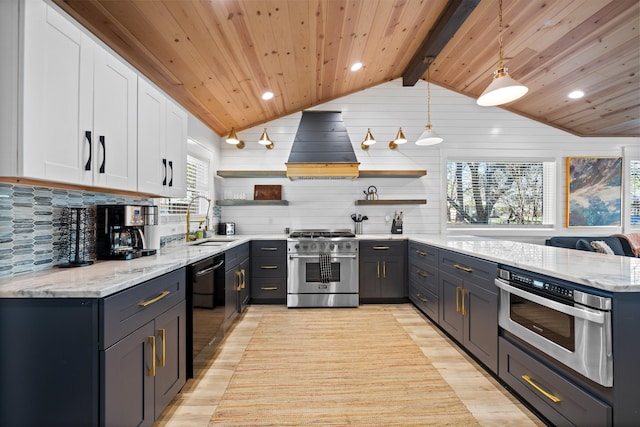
415;293;429;303
241;269;246;289
417;270;428;278
148;336;156;377
261;287;278;291
168;160;173;187
376;261;380;278
158;328;166;367
373;246;390;250
139;290;171;307
521;375;561;403
383;261;387;278
260;247;278;251
162;159;167;185
455;287;461;313
415;249;429;257
235;270;242;291
99;136;106;173
84;131;92;171
454;263;473;273
260;265;278;269
461;289;468;316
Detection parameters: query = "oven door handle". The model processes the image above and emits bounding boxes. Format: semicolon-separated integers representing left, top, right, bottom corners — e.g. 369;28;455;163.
289;254;358;260
495;278;606;324
195;260;225;277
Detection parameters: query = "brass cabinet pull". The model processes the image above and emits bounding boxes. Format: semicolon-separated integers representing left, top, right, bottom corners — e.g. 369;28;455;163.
139;291;170;307
260;287;278;291
148;336;156;377
461;289;468;316
373;246;390;250
383;261;387;278
241;269;246;289
377;261;380;278
522;375;561;403
235;270;242;291
158;329;166;367
415;249;430;257
260;247;278;251
455;287;461;312
454;263;473;273
261;265;278;269
415;293;429;303
417;270;428;278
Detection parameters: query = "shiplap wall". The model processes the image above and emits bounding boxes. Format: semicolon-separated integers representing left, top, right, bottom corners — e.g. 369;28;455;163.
214;78;639;240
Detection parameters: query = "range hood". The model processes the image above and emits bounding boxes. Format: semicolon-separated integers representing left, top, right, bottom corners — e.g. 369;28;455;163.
286;111;359;180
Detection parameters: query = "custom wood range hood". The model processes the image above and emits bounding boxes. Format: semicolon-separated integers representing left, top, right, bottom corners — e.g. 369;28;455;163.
285;111;360;180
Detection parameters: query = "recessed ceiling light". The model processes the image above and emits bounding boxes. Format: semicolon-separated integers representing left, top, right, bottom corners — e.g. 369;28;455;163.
568;90;584;99
350;62;363;72
262;91;274;100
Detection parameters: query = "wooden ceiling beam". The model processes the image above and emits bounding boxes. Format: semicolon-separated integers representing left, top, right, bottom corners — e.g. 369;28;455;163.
402;0;480;86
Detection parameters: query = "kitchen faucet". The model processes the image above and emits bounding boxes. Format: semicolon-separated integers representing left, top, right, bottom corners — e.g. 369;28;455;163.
186;196;211;242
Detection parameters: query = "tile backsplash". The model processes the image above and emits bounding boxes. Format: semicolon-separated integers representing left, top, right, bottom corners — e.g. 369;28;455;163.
0;183;153;278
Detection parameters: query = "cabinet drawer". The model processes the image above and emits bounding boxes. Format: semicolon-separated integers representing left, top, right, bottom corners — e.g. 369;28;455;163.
408;242;439;267
101;268;186;349
409;283;438;321
251;277;287;301
408;261;439;295
499;337;612;427
439;250;497;292
251;257;286;278
360;240;406;257
251;240;286;256
225;243;250;270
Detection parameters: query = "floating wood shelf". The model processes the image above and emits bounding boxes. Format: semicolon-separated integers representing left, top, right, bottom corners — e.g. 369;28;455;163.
354;199;427;205
216;200;289;206
216;170;426;178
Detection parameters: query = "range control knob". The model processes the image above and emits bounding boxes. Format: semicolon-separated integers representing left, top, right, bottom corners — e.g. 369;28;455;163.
294;244;300;249
330;244;335;250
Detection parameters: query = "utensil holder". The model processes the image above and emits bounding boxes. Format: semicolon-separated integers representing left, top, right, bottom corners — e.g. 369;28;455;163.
354;222;363;235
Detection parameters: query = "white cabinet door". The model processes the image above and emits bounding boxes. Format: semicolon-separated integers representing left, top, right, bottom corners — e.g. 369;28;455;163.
22;0;93;185
137;79;167;195
165;100;187;198
137;79;187;197
93;45;138;191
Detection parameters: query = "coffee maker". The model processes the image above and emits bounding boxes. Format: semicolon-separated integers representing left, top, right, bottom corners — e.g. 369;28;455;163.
96;205;157;260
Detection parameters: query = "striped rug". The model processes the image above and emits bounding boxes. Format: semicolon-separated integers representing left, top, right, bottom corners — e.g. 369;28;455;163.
209;308;478;426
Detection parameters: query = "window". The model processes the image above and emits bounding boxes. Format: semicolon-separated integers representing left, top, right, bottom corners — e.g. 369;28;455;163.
160;152;211;215
631;160;640;225
446;160;554;227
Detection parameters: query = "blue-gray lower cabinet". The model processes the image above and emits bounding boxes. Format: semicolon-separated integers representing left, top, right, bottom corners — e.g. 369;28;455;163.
0;267;187;427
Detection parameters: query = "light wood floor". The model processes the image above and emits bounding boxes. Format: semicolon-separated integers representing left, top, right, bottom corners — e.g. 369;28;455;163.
156;304;545;426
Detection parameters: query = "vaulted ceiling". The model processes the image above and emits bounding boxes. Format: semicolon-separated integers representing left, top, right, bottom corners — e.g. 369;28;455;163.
54;0;639;138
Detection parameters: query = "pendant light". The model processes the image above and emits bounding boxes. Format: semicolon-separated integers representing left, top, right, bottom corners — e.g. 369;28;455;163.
389;128;407;150
361;128;376;150
258;128;274;149
476;0;528;106
225;128;244;149
416;67;443;146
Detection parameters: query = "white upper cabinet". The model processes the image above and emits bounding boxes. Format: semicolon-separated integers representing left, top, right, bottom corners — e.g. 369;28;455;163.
18;0;138;191
138;78;186;198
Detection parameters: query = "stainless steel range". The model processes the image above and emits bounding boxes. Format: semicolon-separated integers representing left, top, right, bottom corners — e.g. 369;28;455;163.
287;229;358;307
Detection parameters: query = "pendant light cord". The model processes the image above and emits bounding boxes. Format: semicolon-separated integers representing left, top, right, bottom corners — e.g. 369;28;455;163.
427;67;432;127
497;0;504;70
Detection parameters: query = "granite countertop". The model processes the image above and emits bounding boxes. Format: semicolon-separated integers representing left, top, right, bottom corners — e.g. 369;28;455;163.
1;234;639;298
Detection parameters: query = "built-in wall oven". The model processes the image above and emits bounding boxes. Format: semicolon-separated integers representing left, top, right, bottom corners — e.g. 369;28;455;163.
287;230;358;307
496;265;613;387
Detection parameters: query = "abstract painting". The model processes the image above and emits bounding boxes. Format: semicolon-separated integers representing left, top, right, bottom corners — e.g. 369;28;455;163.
566;157;622;227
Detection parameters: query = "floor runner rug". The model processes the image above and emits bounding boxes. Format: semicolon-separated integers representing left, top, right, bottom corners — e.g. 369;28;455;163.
210;309;479;426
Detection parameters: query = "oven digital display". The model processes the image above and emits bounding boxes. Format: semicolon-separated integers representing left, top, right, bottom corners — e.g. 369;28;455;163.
532;279;544;289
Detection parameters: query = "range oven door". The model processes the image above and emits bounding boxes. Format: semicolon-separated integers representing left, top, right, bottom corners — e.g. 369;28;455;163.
288;254;358;294
496;278;612;387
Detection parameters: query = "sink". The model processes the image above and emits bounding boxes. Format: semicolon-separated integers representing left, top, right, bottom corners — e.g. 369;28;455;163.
193;238;237;246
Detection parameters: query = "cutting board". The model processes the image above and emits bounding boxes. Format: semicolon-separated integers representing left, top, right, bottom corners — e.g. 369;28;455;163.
254;185;282;200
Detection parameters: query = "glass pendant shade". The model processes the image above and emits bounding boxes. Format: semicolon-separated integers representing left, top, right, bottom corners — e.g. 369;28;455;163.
415;125;443;146
477;68;528;106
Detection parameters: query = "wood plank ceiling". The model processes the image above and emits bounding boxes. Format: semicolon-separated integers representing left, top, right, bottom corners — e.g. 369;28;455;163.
54;0;640;138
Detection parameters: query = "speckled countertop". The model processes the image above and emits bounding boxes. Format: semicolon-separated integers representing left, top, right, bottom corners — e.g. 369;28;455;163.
1;234;638;298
